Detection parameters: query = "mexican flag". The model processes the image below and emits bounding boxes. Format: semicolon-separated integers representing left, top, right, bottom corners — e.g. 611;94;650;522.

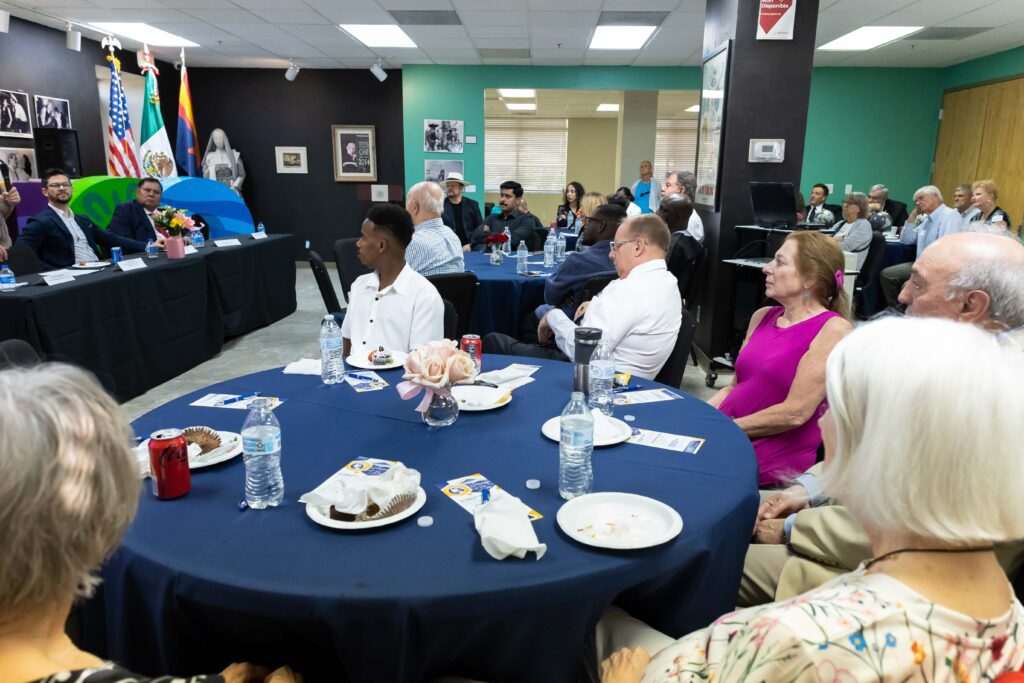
138;52;177;178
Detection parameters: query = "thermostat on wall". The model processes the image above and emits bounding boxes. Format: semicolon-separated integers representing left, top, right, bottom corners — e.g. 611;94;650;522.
748;139;785;163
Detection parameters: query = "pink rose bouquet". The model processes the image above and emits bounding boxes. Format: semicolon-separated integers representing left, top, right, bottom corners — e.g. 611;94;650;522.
396;339;478;412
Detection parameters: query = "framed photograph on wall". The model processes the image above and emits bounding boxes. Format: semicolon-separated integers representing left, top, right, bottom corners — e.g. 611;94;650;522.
0;89;33;138
425;159;464;184
332;125;376;182
695;41;731;210
33;95;72;129
423;119;464;153
275;146;308;174
0;146;39;180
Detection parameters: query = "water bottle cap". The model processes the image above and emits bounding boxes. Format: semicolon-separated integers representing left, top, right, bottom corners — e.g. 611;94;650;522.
570;391;584;401
323;314;333;321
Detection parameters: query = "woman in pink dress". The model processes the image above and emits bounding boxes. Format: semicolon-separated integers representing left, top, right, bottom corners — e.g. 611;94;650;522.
709;232;852;487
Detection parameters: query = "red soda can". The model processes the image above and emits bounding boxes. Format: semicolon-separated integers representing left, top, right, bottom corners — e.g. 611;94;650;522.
149;429;191;499
460;334;482;370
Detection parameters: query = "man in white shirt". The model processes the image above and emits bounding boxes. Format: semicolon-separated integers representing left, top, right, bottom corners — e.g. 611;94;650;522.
484;215;682;380
661;169;704;243
404;181;464;277
342;204;444;357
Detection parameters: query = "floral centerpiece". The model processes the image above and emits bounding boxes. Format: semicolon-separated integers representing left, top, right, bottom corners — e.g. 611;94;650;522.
484;232;509;264
396;340;478;427
151;205;197;260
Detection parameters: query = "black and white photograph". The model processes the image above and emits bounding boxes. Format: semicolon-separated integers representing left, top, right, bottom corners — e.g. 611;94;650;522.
33;95;72;129
424;159;464;184
275;146;308;174
0;147;38;181
0;89;33;138
423;119;464;153
332;125;376;182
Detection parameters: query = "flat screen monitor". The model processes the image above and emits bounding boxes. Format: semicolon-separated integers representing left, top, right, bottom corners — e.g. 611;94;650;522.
750;181;797;230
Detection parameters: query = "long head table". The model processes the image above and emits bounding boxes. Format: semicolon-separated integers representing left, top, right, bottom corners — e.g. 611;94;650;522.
0;234;296;400
80;355;758;682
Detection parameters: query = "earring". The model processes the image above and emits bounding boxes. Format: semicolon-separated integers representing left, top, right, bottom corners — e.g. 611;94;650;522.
802;288;810;302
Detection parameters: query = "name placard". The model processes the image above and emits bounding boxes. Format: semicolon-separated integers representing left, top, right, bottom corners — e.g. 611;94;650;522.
184;245;199;254
251;232;268;240
117;258;147;272
215;239;242;247
42;272;75;286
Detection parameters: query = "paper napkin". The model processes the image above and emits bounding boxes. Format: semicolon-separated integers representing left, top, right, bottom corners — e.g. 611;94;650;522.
283;358;322;375
473;492;547;561
300;462;420;515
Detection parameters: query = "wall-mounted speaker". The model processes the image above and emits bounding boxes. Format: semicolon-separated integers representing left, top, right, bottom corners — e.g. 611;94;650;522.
34;128;82;178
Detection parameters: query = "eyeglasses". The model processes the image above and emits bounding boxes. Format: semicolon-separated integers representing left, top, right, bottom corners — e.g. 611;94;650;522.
582;216;605;227
610;238;639;251
47;183;72;189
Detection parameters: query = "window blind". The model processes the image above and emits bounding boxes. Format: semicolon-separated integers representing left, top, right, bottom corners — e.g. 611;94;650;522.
653;119;698;179
484;118;568;193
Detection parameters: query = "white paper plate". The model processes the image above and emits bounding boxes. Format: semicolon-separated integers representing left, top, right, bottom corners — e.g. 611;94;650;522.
71;261;110;269
345;350;408;370
305;486;427;530
140;430;242;470
541;414;632;447
557;492;683;550
451;385;512;411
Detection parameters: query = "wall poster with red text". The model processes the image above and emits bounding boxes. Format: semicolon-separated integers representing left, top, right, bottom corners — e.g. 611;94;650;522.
757;0;796;40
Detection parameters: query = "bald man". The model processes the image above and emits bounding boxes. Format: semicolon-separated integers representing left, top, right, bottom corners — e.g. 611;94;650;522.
405;181;464;276
739;231;1024;607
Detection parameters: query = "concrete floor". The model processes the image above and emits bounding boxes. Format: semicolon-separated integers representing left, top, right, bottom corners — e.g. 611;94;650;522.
122;263;724;420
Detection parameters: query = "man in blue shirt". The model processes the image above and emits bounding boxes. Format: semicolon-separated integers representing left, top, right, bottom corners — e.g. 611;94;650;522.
879;185;965;308
536;203;625;320
630;160;655;214
404;181;464;276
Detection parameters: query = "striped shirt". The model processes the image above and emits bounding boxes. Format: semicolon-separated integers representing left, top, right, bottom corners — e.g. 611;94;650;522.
405;217;464;276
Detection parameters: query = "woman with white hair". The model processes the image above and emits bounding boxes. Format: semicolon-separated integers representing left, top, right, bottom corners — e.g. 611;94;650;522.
0;364;298;682
597;317;1024;682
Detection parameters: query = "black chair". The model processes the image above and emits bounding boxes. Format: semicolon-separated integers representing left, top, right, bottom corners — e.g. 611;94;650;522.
0;339;41;368
654;308;697;389
333;238;370;301
531;227;549;252
3;242;42;275
667;231;704;305
306;248;343;323
427;272;478;338
823;202;843;219
442;299;457;339
853;231;888;319
578;273;617;306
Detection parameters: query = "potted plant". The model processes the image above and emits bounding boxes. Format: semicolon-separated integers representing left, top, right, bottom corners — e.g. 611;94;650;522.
152;206;196;259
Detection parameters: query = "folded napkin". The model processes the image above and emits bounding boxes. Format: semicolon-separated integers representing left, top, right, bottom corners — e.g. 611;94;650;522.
473;491;547;561
476;363;540;390
283;358;322;375
590;408;624;442
299;463;420;514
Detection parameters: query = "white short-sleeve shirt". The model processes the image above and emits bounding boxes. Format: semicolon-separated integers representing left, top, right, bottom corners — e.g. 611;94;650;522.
341;263;445;354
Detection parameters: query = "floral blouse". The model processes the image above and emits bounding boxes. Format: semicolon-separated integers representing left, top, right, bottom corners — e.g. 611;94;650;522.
643;568;1024;682
33;662;223;683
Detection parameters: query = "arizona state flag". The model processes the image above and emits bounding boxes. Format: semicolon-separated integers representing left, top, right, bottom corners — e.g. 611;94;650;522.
175;49;200;177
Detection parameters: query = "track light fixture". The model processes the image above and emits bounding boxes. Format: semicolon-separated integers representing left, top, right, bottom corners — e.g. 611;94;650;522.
285;60;300;81
369;61;387;83
0;10;10;33
66;22;81;51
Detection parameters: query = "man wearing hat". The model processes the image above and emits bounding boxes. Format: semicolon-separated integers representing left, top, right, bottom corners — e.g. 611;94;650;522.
441;171;483;247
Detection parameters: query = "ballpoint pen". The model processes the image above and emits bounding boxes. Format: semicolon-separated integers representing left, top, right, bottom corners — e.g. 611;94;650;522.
218;391;260;406
344;372;377;382
613;385;645;393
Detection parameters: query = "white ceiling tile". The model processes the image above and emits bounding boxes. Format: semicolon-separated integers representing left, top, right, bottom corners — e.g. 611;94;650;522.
601;0;679;9
340;57;392;68
376;0;453;8
230;0;309;9
250;9;325;23
403;25;470;46
316;44;375;57
300;0;391;24
150;22;245;39
529;26;591;48
183;7;259;22
292;56;345;67
937;0;1024;27
220;22;291;40
530;10;598;26
530;47;584;59
826;0;912;21
452;0;524;9
373;46;431;62
156;0;235;8
481;57;532;64
531;55;584;64
527;0;600;8
257;41;325;57
10;0;97;7
875;0;971;26
465;25;516;38
90;0;162;8
458;10;526;26
471;37;529;48
814;11;863;46
280;24;358;44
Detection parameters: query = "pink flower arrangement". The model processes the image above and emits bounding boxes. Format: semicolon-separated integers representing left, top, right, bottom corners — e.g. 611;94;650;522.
396;340;478;411
151;205;197;237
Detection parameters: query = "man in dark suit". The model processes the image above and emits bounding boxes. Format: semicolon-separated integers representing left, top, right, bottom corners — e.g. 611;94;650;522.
869;184;909;227
108;177;166;253
16;168;119;269
440;172;482;246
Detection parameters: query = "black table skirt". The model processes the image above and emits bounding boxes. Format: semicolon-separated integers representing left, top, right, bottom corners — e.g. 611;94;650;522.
0;234;297;400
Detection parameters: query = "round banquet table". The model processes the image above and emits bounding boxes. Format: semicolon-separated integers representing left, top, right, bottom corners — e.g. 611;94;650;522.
463;251;553;337
81;355;758;682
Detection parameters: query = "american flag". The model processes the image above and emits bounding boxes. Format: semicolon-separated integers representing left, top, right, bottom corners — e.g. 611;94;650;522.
106;55;142;178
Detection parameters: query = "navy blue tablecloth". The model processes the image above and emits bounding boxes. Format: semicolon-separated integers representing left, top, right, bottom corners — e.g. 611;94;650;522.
464;251;553;337
82;356;758;682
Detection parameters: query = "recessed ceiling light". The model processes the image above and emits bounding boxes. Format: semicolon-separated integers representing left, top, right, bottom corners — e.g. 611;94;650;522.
506;103;536;111
596;103;619;112
339;24;417;48
818;26;923;51
89;22;198;47
685;104;699;113
589;26;656;50
499;89;535;98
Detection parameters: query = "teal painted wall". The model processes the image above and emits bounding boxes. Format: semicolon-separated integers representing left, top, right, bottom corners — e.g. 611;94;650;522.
941;44;1024;91
800;68;942;204
402;65;699;205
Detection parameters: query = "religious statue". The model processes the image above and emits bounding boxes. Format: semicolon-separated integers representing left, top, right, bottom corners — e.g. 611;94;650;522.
201;128;245;195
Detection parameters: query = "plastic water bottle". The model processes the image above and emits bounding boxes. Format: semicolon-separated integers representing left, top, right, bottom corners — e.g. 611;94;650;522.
257;221;266;234
0;265;15;292
502;226;512;255
544;231;556;269
145;241;158;259
555;231;567;263
320;314;345;384
559;391;594;500
516;240;528;275
241;398;284;509
190;229;205;249
588;340;615;416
